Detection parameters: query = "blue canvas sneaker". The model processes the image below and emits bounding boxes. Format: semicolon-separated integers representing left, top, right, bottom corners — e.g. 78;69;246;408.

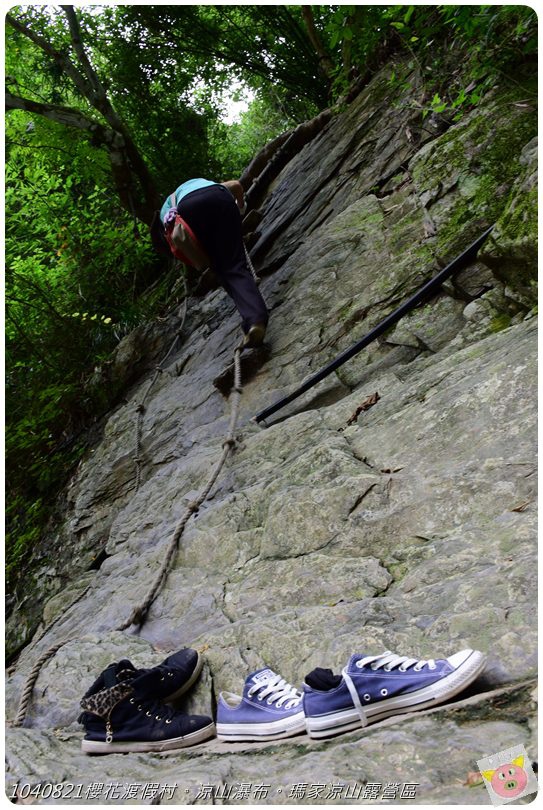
303;648;486;738
217;667;306;742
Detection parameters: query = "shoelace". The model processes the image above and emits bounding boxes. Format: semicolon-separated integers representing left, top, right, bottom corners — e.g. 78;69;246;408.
128;694;180;724
342;651;438;728
247;673;302;709
355;651;437;672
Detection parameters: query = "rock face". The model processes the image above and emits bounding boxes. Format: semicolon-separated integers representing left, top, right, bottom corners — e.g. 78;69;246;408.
6;62;537;804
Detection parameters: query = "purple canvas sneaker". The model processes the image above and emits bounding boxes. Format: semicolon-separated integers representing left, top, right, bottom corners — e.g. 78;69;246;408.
303;648;486;738
217;667;306;742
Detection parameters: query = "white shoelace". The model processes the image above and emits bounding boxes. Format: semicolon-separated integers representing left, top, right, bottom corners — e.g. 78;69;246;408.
355;651;437;673
342;650;437;727
247;673;302;709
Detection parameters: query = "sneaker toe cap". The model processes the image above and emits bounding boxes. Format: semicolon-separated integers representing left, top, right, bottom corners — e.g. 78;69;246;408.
446;649;482;670
186;714;214;733
163;647;199;675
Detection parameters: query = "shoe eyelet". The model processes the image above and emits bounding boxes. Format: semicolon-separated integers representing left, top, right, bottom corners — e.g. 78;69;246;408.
156;716;162;721
257;695;263;701
266;699;274;705
356;661;363;669
160;676;165;681
363;693;371;701
370;665;377;670
384;666;392;672
165;719;172;724
129;698;135;704
414;665;421;672
429;664;436;670
399;666;407;672
137;705;143;711
168;672;174;677
146;711;152;717
380;688;388;696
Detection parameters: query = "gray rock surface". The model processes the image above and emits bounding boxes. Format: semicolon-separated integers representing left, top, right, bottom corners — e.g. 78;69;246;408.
6;60;537;803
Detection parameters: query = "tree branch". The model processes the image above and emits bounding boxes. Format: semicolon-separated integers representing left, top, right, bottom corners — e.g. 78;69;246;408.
60;5;124;130
301;6;335;79
6;91;154;222
6;13;94;104
6;91;120;142
7;11;164;223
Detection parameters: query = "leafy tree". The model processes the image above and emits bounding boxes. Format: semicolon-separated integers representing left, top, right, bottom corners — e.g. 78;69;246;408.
6;5;160;223
5;103;166;582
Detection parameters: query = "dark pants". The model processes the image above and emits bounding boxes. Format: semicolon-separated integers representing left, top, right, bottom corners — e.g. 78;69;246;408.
177;184;268;333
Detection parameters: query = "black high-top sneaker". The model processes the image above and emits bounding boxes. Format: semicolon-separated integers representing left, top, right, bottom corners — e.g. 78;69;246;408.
140;647;204;703
83;648;204;705
79;661;214;754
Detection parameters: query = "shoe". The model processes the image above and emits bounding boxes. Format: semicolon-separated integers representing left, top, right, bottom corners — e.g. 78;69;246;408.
141;647;204;703
79;661;214;754
242;323;266;348
217;667;306;742
83;648;203;704
303;648;486;739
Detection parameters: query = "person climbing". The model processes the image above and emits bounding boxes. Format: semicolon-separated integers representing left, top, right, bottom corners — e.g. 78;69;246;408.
150;178;268;348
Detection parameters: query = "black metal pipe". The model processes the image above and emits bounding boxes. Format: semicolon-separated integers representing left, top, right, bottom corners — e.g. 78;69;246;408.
254;225;494;424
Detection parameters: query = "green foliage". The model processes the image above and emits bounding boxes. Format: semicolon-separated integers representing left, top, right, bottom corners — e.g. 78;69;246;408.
89;4;323;192
5;108;171;586
208;94;312;178
323;5;537;113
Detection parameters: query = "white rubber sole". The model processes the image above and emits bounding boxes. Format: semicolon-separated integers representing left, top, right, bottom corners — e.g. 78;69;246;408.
306;650;487;739
81;721;215;754
217;711;306;742
163;652;204;703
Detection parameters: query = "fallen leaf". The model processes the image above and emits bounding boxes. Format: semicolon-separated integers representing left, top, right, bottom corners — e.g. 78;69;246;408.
346;392;380;425
511;500;531;512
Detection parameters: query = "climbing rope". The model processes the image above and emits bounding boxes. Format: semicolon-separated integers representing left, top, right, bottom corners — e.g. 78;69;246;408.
119;346;242;630
12;344;244;727
244;244;260;284
13;641;70;727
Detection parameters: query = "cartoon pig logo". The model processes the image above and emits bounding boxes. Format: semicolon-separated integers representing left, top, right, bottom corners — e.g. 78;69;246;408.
482;754;528;798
